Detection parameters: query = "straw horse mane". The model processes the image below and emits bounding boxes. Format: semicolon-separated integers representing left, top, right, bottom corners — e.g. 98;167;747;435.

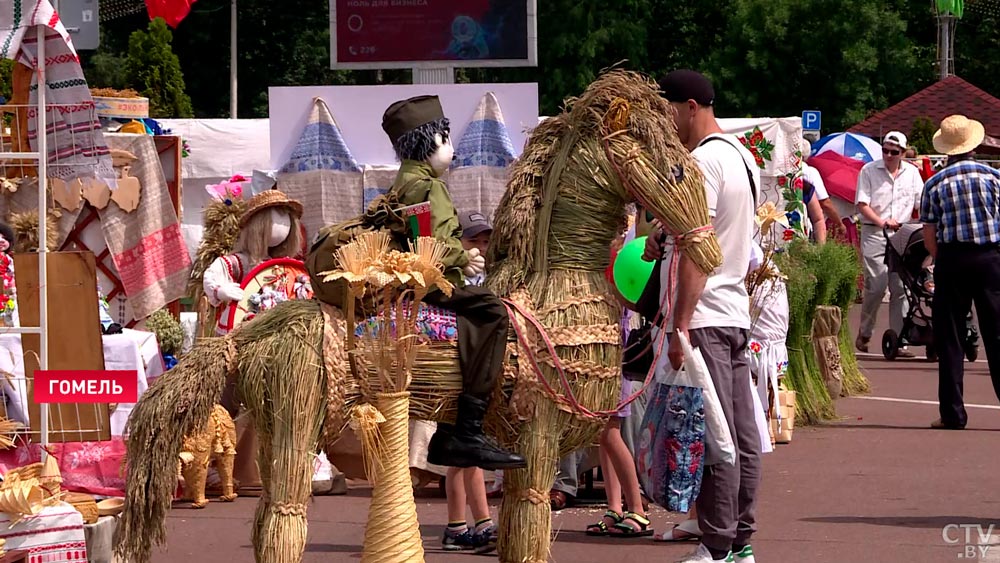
488;69;687;297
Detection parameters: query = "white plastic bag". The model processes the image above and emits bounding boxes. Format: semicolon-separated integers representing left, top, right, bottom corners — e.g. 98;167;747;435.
656;331;736;466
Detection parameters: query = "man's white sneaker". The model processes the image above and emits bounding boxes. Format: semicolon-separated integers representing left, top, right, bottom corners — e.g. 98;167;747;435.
674;544;731;563
728;545;756;563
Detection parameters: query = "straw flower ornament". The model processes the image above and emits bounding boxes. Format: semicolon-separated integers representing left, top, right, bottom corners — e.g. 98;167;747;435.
755;201;789;234
318;231;454;298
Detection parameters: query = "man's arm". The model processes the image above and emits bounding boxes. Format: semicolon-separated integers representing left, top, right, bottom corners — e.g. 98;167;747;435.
672;255;708;333
919;180;939;259
667;253;708;370
923;224;938;259
820;198;844;231
855;167;884;226
807;197;827;244
857;203;884;227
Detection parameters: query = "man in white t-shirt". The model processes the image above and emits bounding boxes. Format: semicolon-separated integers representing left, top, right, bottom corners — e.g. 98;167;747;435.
644;69;762;563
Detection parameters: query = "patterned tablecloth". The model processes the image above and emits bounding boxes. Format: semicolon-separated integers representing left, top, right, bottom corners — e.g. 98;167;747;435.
0;503;88;563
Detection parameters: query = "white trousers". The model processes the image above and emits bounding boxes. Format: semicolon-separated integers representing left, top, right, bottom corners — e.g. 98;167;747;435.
859;225;906;340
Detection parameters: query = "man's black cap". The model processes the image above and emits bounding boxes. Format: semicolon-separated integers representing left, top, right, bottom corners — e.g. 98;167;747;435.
658;69;715;106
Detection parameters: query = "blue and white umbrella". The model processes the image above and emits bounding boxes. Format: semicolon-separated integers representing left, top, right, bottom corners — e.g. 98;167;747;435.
809;132;883;163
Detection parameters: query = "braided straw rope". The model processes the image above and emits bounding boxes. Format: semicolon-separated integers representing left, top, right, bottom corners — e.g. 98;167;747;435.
536;294;608;316
271;501;307;516
545;324;620;347
508;289;539;424
519;488;548;505
537;355;620;379
320;303;350;449
223;336;238;376
361;392;425;563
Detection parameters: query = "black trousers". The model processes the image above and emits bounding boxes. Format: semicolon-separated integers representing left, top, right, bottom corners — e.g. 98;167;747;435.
933;243;1000;427
423;284;509;400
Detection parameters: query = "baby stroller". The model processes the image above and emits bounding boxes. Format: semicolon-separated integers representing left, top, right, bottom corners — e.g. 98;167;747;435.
882;224;980;361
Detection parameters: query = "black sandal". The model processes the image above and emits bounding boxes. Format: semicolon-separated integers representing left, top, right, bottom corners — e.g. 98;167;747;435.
585;510;623;536
610;512;653;538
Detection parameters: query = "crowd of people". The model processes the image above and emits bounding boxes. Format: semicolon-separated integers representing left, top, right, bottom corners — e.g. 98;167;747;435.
400;68;1000;563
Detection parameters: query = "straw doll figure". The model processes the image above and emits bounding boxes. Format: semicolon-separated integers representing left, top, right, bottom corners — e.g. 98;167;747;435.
378;95;525;470
178;404;238;508
202;175;305;336
200;176;304;496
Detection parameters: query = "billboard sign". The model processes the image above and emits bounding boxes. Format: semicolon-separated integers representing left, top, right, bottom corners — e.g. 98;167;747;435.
59;0;100;51
330;0;537;69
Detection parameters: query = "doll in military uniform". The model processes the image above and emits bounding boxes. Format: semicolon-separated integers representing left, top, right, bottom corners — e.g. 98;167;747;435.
380;95;525;471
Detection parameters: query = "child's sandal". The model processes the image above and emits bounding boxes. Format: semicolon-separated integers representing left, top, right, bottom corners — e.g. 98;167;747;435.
610;512;653;538
585;510;623;536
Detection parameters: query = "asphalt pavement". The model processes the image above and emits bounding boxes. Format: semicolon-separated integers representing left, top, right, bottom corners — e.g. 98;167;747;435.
148;305;1000;563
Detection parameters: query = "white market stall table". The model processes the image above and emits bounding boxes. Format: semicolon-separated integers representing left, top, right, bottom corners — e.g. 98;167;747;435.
82;515;118;563
0;502;89;562
0;329;164;436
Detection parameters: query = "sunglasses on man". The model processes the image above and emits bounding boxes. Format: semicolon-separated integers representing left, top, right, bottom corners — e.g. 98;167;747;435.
882;147;902;156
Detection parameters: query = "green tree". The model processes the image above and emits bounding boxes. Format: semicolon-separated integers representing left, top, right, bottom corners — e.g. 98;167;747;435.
0;59;15;102
705;0;925;129
85;52;129;90
125;17;194;118
953;6;1000;99
908;116;937;154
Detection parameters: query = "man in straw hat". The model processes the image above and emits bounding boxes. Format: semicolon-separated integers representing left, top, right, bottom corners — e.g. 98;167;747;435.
380;95;526;471
920;114;1000;430
645;69;761;563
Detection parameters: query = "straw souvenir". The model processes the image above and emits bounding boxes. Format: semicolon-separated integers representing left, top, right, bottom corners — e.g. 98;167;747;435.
0;472;56;524
117;68;719;563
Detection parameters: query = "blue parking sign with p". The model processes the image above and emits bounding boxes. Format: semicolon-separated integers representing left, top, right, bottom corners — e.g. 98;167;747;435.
802;111;821;131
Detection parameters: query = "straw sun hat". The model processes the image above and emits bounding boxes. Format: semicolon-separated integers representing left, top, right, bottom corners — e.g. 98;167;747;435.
933;115;986;155
239;189;304;227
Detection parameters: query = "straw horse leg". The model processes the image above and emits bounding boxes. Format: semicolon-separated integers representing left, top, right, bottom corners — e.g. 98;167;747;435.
497;399;561;563
250;335;326;563
251;414;274;562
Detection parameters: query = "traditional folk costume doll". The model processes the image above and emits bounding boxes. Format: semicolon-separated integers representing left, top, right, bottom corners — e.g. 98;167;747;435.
202;177;305;336
380;95;525;470
199;177;306;495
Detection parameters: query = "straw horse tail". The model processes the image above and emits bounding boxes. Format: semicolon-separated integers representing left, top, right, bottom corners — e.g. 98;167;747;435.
114;335;236;563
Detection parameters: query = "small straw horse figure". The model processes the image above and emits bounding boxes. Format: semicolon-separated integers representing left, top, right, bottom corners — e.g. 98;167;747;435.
115;69;716;563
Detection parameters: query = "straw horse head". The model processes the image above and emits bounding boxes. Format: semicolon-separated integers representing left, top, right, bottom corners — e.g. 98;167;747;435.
116;69;713;563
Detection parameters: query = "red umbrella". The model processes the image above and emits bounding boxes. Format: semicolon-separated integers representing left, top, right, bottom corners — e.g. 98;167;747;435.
807;151;865;204
145;0;198;28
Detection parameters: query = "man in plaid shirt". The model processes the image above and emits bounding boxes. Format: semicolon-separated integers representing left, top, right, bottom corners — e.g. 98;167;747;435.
920;115;1000;430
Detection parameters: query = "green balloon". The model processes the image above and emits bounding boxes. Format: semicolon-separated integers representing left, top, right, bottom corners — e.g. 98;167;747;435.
613;236;655;303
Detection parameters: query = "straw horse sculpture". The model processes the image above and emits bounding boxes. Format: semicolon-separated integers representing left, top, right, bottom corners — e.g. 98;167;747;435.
115;70;716;563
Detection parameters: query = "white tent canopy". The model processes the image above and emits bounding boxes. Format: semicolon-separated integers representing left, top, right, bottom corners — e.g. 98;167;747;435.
157;118;271;261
